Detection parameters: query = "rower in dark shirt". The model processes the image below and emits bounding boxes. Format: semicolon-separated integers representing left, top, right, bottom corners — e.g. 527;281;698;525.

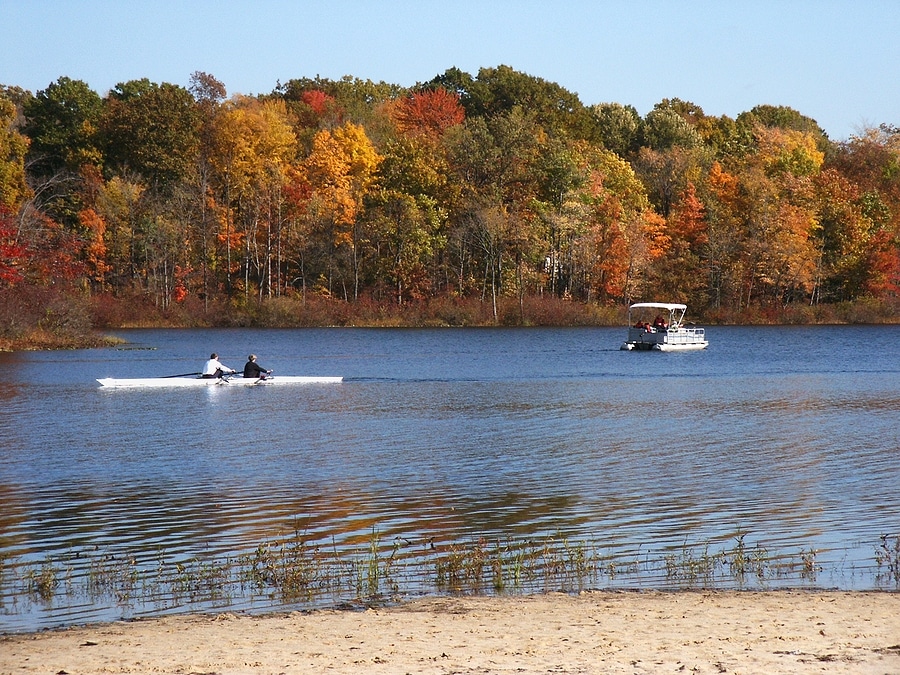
243;354;272;379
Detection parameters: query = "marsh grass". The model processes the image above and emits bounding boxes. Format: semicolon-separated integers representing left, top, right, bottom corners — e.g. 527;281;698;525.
86;552;142;603
664;536;824;589
874;534;900;586
0;530;888;621
432;536;592;593
665;542;719;586
24;558;60;602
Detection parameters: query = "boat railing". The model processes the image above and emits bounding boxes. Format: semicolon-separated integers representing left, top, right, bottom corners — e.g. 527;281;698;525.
665;326;705;343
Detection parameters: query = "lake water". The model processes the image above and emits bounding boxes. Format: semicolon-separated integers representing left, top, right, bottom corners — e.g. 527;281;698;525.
1;325;899;632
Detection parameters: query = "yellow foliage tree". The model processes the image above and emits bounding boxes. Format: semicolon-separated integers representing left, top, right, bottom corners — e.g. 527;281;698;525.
95;176;145;283
755;125;824;177
301;122;382;246
0;96;31;211
210;97;297;294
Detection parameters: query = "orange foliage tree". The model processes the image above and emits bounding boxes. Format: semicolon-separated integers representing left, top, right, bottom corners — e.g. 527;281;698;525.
575;150;669;302
78;208;110;286
650;182;708;303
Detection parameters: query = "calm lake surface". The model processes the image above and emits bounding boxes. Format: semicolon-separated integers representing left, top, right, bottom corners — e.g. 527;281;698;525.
1;325;899;632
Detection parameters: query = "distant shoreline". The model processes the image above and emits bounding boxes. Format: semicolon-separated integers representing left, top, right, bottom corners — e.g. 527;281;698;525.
4;313;899;353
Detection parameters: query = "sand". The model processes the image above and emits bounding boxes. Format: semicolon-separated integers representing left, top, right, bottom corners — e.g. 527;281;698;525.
2;591;899;674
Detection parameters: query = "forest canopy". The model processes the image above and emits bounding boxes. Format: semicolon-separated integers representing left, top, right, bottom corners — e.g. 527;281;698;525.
1;65;899;342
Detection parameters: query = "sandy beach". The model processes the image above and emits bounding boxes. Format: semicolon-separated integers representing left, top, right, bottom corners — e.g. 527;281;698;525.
3;591;899;674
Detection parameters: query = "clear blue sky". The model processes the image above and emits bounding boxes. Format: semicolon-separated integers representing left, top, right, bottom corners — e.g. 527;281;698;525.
2;0;898;141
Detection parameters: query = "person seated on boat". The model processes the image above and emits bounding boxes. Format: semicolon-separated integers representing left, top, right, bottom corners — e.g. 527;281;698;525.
243;354;272;379
652;315;668;330
201;353;236;379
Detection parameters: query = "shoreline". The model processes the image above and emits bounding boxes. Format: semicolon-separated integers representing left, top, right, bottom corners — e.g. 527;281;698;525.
4;315;900;352
3;590;899;674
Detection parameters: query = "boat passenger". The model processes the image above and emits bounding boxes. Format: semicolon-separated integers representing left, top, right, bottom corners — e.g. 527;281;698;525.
243;354;272;379
201;353;236;379
653;315;668;330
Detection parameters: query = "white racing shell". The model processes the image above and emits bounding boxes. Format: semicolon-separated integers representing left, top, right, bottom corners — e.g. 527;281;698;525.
97;375;342;388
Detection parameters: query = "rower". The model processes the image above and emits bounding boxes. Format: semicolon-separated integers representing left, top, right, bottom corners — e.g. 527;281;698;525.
201;353;236;378
243;354;272;379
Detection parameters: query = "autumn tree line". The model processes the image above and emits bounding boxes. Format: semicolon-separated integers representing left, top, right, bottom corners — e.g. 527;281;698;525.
1;66;899;343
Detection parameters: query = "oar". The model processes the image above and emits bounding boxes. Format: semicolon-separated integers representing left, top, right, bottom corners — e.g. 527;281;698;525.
160;371;202;378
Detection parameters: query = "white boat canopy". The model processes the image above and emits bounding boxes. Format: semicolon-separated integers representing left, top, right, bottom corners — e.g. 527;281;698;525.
628;303;687;311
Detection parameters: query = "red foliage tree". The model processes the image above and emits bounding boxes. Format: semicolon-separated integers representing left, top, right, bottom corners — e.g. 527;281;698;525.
865;229;900;298
0;205;26;286
19;211;86;285
302;90;334;116
293;89;342;128
394;88;465;138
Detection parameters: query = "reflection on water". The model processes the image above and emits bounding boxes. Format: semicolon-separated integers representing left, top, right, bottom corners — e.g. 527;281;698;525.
1;326;899;631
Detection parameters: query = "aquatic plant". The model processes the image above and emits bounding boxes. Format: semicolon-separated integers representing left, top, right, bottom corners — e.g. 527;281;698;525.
664;542;718;587
875;534;900;587
798;548;821;581
170;557;233;604
722;531;770;583
24;558;59;602
353;528;384;598
87;552;140;603
0;530;888;626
